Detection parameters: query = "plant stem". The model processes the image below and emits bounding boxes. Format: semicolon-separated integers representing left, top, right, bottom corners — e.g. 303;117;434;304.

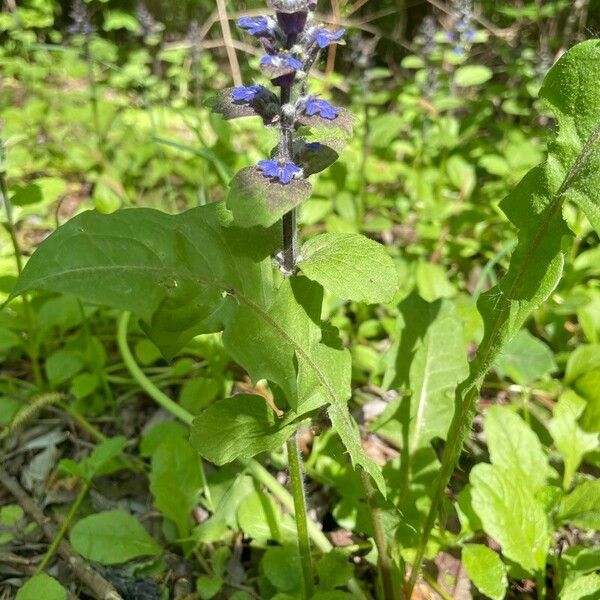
36;480;91;574
116;311;370;600
282;208;298;274
287;434;315;599
362;471;395;600
0;143;43;388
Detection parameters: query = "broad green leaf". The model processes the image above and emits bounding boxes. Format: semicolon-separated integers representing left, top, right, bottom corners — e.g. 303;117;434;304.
312;594;354;600
16;575;67;600
559;479;600;529
59;436;128;482
549;392;598;488
223;278;385;494
149;436;203;537
9;204;277;358
462;544;507;600
70;510;161;564
416;262;456;302
191;394;296;464
484;406;552;491
454;65;493;86
471;464;550;573
419;40;600;570
297;233;398;303
227;166;312;228
384;296;468;451
560;573;600;600
494;329;557;385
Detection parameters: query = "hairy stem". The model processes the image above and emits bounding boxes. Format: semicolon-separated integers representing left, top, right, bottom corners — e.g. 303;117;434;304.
287;434;315;599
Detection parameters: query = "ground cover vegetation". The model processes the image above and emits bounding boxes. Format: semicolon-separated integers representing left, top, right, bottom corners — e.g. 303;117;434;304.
1;1;600;599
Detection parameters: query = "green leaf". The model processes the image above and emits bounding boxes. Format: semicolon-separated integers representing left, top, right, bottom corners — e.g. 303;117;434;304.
560;573;600;600
549;392;598;488
10;204;277;358
454;65;493;86
10;177;66;208
297;233;398;303
484;405;552;492
470;464;550;573
494;329;557;385
317;550;353;590
559;479;600;529
564;344;600;432
149;436;203;537
227;166;312;228
384;296;469;451
16;575;67;600
462;544;507;600
191;394;296;464
262;545;302;592
196;575;224;600
70;510;161;565
45;349;83;385
237;490;289;544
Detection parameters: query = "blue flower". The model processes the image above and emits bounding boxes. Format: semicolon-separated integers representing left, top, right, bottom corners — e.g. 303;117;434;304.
231;85;263;103
258;159;303;184
237;16;273;37
303;97;339;120
313;28;345;49
260;54;304;71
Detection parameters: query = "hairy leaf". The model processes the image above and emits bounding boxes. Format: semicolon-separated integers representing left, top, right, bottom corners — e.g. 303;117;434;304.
560;574;600;600
70;510;161;564
9;204;277;358
297;233;398;304
209;87;279;125
227;166;312;228
223;278;385;493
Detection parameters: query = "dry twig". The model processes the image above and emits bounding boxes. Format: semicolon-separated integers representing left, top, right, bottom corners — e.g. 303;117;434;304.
0;469;123;600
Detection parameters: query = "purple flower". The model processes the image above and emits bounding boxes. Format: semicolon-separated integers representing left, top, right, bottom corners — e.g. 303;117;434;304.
237;16;273;37
258;159;303;184
312;28;345;49
231;85;263;103
303;97;339;120
260;54;304;71
276;10;308;35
